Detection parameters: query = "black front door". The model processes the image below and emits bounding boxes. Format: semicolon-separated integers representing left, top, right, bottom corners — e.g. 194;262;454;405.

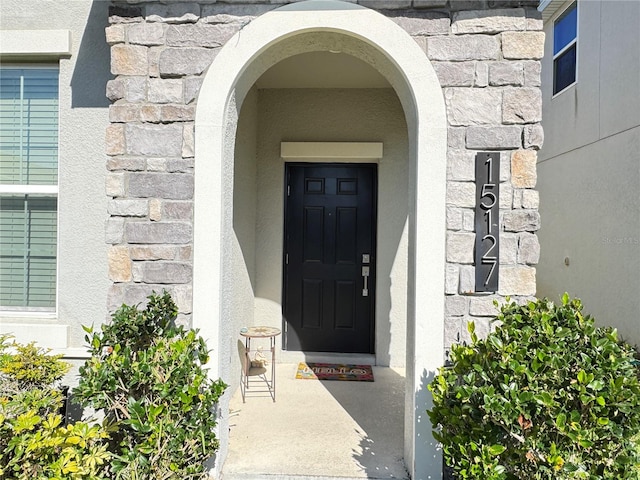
283;163;377;353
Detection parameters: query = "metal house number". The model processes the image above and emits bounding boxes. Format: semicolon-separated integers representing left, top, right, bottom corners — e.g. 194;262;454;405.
475;152;500;292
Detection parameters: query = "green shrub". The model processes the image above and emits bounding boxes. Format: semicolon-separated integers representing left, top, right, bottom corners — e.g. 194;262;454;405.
73;291;227;480
428;294;640;480
0;335;110;480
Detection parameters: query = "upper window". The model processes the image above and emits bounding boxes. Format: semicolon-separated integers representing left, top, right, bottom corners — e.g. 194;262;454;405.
0;67;59;311
553;2;578;95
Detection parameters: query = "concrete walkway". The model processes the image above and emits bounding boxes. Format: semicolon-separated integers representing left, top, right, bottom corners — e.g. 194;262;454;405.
221;363;408;480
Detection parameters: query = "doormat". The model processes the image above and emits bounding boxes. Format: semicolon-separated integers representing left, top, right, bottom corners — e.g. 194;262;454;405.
295;362;374;382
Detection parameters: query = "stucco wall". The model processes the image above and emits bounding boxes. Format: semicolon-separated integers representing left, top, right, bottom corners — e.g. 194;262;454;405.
538;0;640;345
253;88;409;367
0;0;110;359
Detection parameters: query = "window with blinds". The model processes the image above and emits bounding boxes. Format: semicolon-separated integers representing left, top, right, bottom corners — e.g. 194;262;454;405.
0;67;59;311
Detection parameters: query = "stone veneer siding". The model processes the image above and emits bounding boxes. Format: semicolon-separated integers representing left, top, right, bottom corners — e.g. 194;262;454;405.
105;0;543;353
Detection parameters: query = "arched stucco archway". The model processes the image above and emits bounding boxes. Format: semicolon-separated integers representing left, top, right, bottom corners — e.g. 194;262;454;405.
193;1;446;478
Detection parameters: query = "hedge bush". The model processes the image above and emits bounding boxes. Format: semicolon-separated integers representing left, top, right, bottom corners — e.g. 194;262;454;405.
429;294;640;480
73;291;227;480
0;335;110;480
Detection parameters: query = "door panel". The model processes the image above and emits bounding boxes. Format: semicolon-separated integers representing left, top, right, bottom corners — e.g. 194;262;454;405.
283;163;376;353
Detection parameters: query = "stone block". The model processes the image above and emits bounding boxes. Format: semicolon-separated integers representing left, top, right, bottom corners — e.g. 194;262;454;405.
159;47;218;76
499;183;513;209
148;46;162;78
124;77;147;103
105;25;125;45
139;261;192;284
166;24;238;48
147;158;167;172
502;31;545;59
433;62;475;87
503;210;540;232
105;217;125;244
106;124;126;156
474;62;488;87
448;127;466;149
106;79;125;101
447;232;475;264
446;207;464;230
445;87;502;126
452;9;526;34
149;199;162;221
466;126;521;149
148;78;183;103
108;199;148;217
182;123;195;158
489;61;523;86
503;88;542;124
511;149;537;188
125;124;183;156
107;157;146;171
391;12;450;36
132;262;143;282
108;246;132;282
111;44;148;76
125;221;192;244
459;265;475;294
129;245;177;260
500;233;518;264
523;60;541;86
109;104;141;123
127;23;165;46
446;295;468;316
445;263;459;295
160;105;195;122
462;209;474;231
176;246;192;261
500;152;511;182
413;36;427;53
446;181;475;208
162;201;194;220
171;284;193;313
523;124;544;149
184;77;203;104
469;296;500;317
447;149;475;181
146;3;200;24
499;265;536;296
106;173;125;198
444;316;464;349
128;173;194;200
521;189;539;209
518;233;540;265
139;105;160;123
428;35;500;61
167;158;195;172
526;15;543;32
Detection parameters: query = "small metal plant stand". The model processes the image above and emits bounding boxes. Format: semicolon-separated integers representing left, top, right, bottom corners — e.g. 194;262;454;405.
239;326;280;402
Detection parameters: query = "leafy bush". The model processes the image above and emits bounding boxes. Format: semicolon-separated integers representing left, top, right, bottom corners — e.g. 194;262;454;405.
73;291;227;480
0;335;110;480
428;294;640;479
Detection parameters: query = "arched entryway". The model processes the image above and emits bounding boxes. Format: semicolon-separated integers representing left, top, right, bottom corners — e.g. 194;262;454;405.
192;2;446;478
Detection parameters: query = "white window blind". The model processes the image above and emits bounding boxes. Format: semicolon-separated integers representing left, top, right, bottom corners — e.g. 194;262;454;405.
0;67;58;310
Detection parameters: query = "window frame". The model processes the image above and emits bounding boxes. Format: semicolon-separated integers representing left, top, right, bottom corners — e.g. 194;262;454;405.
0;63;60;316
552;0;578;97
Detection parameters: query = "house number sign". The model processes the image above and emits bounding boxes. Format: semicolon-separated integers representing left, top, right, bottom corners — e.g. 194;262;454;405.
475;152;500;292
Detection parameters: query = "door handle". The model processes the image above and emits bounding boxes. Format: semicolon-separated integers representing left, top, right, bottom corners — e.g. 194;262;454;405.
362;266;370;297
